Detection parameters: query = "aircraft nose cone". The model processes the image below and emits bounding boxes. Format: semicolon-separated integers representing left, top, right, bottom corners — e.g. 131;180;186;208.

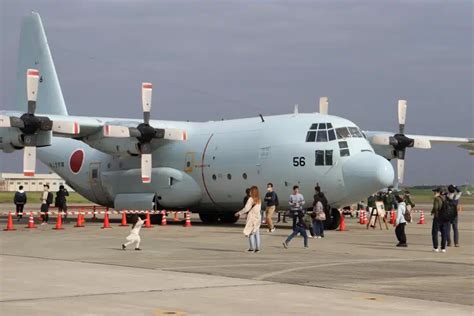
342;153;394;198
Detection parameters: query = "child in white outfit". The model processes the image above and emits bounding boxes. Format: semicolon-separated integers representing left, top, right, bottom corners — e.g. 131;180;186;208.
122;215;144;251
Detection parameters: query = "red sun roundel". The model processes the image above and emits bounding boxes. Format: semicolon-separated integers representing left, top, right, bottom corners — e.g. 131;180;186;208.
69;149;85;174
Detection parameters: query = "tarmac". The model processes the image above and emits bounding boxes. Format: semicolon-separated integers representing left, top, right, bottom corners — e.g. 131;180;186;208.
0;203;473;315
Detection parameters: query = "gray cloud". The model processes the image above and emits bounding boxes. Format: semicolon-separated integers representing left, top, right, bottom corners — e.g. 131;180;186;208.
1;0;472;185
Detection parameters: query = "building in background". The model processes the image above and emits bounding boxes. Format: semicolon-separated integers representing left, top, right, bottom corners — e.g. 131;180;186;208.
0;173;74;192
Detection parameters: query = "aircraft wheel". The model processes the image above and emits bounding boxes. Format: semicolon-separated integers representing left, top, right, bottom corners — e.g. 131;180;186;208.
220;212;239;224
324;209;341;230
199;212;220;224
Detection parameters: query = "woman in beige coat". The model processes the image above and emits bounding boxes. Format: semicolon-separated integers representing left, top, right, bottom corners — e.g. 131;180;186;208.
235;186;262;253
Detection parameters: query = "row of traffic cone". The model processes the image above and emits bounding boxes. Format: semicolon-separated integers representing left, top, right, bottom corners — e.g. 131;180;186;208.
3;209;194;231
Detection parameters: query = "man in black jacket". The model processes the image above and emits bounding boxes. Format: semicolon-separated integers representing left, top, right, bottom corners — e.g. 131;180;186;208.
56;185;69;223
14;186;27;221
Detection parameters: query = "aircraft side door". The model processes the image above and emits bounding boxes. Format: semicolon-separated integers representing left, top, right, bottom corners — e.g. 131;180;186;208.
88;162;111;205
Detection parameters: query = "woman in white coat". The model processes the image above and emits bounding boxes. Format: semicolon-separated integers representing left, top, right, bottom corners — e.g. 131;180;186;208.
122;214;144;251
235;186;262;253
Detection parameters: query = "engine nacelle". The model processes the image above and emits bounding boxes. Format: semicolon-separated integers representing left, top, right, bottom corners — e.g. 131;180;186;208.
83;136;141;155
0;128;51;152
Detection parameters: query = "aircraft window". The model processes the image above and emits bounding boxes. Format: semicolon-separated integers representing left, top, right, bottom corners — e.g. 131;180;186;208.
336;127;350;139
242;173;247;179
186;161;191;167
227;174;232;180
310;123;318;130
349;127;362;137
319;123;326;129
340;149;350;157
339;141;348;149
316;130;328;142
327;123;333;128
325;150;333;165
328;129;336;141
91;169;98;179
306;131;316;142
315;150;325;166
212;174;217;180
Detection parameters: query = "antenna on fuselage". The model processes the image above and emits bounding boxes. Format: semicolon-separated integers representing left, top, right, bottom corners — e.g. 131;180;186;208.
293;104;299;115
319;97;329;115
259;114;265;122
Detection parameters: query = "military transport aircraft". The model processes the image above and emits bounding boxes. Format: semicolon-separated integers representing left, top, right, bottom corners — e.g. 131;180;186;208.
1;12;472;228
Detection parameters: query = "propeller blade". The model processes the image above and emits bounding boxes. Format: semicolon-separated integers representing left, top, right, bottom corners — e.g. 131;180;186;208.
413;138;431;149
142;82;152;124
103;125;131;137
164;128;187;141
371;134;391;145
27;69;40;114
141;153;152;183
397;159;405;184
319;97;329;115
23;146;36;176
52;121;80;135
0;115;12;127
398;100;407;134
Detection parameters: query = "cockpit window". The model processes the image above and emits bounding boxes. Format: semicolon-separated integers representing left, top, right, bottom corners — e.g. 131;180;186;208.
310;123;318;130
306;131;316;142
319;123;326;129
348;127;363;137
316;130;328;142
336;127;350;139
328;129;336;141
327;123;333;128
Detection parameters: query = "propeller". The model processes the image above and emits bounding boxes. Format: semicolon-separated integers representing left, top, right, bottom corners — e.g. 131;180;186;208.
103;82;187;183
0;69;79;176
371;100;431;184
319;97;329;115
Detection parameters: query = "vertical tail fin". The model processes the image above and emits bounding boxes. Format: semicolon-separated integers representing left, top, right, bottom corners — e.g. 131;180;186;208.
15;12;68;115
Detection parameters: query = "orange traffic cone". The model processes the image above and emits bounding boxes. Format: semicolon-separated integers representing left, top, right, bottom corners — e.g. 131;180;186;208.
161;210;167;226
101;212;112;229
119;211;129;227
417;210;425;224
4;212;16;231
144;211;153;228
337;211;346;231
359;210;365;225
25;212;37;229
75;213;85;228
173;211;179;222
53;212;64;230
183;210;192;227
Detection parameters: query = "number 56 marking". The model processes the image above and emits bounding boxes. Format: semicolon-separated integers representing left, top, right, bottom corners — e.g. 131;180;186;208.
293;157;306;167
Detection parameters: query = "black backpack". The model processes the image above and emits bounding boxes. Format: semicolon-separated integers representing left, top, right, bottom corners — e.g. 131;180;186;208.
274;192;279;207
438;196;455;223
46;192;54;205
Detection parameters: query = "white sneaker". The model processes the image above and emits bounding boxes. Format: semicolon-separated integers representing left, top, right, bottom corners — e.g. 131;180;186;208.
432;248;439;253
270;228;276;233
317;236;322;239
441;249;446;253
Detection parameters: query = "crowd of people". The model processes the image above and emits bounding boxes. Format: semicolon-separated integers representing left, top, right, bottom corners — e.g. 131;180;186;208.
11;182;464;253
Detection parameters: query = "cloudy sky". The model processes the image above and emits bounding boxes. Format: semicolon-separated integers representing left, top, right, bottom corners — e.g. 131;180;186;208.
1;0;472;185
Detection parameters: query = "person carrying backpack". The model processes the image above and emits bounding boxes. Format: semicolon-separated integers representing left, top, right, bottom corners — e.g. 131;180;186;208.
264;183;279;233
56;185;69;223
395;195;407;247
40;184;53;225
312;194;325;238
14;185;27;221
431;187;450;252
283;210;309;249
446;184;462;247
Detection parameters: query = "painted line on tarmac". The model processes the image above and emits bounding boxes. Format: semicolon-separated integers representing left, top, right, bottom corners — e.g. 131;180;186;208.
253;258;432;281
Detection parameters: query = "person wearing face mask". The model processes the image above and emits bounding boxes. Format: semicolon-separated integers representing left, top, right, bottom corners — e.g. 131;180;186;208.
264;183;279;232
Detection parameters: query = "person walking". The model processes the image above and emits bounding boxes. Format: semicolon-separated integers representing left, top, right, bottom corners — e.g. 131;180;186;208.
235;186;262;253
243;188;251;207
289;185;305;229
14;185;27;221
446;184;462;247
122;214;144;250
312;194;325;238
40;184;53;225
264;183;279;232
56;185;69;223
431;187;448;252
395;195;407;247
283;210;309;249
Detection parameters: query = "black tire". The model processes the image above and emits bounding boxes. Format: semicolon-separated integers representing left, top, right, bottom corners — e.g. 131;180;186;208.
219;212;239;224
324;209;341;230
199;212;220;224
